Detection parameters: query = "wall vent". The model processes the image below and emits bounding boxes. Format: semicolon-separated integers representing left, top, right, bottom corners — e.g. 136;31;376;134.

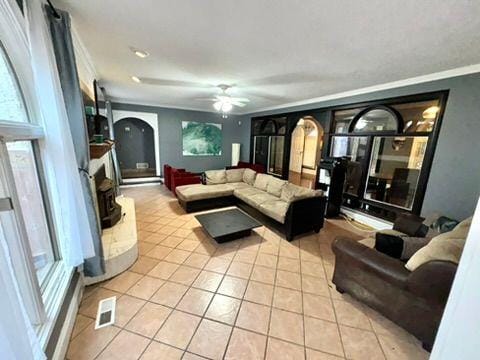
136;162;149;169
95;296;116;329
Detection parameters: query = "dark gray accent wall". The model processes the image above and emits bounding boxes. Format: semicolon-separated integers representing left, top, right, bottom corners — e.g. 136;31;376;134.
246;73;480;220
114;117;156;170
111;103;251;173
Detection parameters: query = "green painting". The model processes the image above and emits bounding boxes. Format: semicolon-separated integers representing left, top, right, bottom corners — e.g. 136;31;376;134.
182;121;222;156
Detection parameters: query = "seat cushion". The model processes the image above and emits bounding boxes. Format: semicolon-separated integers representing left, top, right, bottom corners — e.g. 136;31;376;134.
176;184;233;201
259;200;288;223
266;177;287;197
254;173;273;191
248;192;279;208
233;186;265;206
243;168;257;186
205;170;227;185
226;168;245;183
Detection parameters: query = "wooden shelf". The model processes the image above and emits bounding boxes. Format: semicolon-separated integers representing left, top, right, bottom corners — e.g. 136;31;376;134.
90;142;113;159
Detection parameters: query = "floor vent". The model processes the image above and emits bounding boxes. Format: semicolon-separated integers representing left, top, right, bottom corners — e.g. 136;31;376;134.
95;296;116;329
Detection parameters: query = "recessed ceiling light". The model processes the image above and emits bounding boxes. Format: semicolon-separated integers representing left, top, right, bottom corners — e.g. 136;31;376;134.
131;76;141;83
130;47;149;58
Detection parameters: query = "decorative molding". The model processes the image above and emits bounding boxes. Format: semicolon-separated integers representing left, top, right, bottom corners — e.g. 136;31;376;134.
239;64;480;115
109;97;227;115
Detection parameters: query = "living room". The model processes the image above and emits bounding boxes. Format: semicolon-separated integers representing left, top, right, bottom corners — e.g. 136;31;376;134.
1;1;479;360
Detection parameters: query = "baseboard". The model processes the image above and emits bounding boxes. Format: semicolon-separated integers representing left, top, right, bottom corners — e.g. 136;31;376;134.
51;273;84;360
340;207;393;230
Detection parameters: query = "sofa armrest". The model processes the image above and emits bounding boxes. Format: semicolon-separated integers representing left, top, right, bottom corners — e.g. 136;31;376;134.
406;260;457;305
172;176;202;195
332;237;410;288
284;195;326;240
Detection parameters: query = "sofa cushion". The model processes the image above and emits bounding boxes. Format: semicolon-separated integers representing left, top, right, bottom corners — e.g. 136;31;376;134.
205;170;227;185
259;200;288;223
405;217;472;271
233;186;265;206
248;192;279;208
227;182;250;190
280;183;321;203
226;168;245;183
254;173;272;191
175;183;233;201
243;168;257;186
266;177;287;197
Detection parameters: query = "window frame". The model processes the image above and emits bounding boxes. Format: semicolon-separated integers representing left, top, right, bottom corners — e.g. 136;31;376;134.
326;90;449;219
0;0;75;349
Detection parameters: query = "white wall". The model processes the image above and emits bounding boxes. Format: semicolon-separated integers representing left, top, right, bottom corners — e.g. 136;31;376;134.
431;197;480;359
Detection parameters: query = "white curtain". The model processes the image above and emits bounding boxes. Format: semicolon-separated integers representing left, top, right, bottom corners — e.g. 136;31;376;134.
0;225;45;360
26;0;95;265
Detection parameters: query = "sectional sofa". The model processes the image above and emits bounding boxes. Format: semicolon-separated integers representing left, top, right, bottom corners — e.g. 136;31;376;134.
175;168;327;241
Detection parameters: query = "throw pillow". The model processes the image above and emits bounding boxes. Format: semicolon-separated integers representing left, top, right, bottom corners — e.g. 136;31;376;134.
254;173;271;191
226;168;245;183
243;168;257;185
205;170;227;185
266;177;287;197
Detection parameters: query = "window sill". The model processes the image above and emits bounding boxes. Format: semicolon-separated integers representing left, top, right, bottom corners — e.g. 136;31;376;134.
35;260;74;349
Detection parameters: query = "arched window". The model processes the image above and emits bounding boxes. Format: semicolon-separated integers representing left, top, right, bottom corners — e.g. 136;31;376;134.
349;105;403;133
0;43;29;122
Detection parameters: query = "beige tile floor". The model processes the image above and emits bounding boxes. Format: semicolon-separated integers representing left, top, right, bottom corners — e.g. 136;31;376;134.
67;184;430;360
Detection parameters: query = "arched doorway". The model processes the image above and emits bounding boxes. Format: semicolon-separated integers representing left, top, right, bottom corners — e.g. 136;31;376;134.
114;117;156;179
288;116;324;188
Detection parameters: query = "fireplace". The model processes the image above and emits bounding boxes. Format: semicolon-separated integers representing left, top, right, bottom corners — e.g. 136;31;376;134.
94;165;122;229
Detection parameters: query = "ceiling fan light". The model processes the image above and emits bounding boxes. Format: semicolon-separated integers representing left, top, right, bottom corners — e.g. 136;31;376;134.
131;76;141;83
221;102;233;112
213;101;222;111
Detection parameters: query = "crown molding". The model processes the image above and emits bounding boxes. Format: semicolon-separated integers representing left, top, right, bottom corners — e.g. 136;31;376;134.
70;22;96;90
108;97;243;116
238;64;480;115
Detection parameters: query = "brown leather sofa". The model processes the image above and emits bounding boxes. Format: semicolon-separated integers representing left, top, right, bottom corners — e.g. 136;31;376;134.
332;237;457;351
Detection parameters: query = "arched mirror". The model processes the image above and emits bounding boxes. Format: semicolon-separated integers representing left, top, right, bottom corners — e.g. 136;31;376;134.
349;106;403;133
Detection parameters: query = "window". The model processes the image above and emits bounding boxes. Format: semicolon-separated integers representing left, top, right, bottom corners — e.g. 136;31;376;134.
268;136;284;176
0;45;28;122
329;92;447;220
7;141;56;284
0;39;58;329
365;136;428;209
350;106;401;133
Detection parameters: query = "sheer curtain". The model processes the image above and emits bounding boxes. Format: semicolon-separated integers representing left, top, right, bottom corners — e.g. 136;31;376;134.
26;0;96;267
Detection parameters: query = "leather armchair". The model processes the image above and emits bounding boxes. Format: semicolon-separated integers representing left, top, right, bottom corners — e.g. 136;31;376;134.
170;169;201;196
332;237;457;351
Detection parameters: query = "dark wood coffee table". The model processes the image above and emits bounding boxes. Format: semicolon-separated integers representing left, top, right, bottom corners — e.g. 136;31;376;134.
195;208;262;243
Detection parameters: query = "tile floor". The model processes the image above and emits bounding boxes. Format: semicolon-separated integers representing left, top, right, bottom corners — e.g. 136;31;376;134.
67;184;430;360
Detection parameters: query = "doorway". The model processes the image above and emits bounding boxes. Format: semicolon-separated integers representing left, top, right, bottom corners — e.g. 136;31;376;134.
114;117;156;179
288;116;324;188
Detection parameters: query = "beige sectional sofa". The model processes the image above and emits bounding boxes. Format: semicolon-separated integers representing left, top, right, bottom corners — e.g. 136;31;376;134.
175;168;326;240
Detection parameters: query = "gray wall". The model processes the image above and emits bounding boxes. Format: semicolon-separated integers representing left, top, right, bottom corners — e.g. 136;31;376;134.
111;102;251;173
114;117;156;170
246;73;480;220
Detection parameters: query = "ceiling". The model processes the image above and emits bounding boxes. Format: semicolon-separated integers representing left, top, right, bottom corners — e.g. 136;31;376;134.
55;0;480;114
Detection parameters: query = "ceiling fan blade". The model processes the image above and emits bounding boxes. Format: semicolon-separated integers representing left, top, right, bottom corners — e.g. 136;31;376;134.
139;78;213;88
194;97;217;102
231;100;247;107
230;97;250;103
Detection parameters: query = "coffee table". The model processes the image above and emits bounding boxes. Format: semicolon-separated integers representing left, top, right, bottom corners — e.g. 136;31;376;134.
195;208;262;243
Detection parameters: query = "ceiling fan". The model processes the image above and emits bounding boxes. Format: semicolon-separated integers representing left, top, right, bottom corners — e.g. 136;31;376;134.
195;84;249;117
